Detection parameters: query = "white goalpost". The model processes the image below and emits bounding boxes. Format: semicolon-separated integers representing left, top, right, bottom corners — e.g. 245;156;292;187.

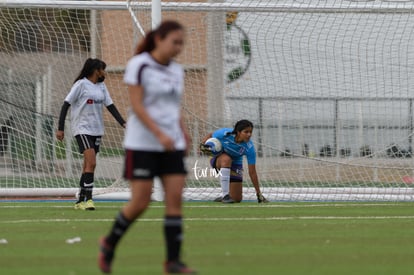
2;0;414;201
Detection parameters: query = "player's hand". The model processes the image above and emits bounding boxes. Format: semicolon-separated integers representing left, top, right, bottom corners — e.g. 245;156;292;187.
56;130;64;141
199;143;213;155
257;192;269;203
158;133;175;151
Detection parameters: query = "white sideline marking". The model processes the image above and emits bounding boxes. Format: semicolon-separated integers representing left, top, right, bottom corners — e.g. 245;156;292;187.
2;216;414;224
0;203;406;209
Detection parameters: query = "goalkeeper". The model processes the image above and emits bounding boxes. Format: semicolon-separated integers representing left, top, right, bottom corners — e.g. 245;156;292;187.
200;119;269;203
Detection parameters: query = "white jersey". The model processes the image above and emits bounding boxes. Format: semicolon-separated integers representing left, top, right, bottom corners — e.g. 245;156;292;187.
123;52;186;151
64;77;113;136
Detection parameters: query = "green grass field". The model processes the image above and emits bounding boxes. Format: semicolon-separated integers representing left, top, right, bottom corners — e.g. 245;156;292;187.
1;201;414;275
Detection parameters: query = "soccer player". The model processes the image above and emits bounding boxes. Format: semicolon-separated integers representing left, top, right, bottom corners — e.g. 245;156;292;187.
200;119;269;203
56;58;126;210
98;21;196;274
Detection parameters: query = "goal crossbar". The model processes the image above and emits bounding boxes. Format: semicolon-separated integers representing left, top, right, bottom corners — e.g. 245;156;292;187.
3;0;414;13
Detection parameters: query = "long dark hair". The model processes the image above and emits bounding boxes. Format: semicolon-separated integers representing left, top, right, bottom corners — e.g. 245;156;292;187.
135;20;184;55
74;58;106;83
232;119;254;134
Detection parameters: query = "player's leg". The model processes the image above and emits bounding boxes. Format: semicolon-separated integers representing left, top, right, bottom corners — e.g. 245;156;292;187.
162;174;185;262
74;135;98;210
123;180;153;219
105;179;152;246
212;153;233;202
162;174;195;274
98;150;155;273
209;155;224;202
160;151;196;274
229;183;243;202
82;148;97;209
99;179;153;273
229;163;244;203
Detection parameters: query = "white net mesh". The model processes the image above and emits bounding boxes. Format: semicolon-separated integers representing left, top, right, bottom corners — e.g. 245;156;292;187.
0;4;138;197
1;0;414;201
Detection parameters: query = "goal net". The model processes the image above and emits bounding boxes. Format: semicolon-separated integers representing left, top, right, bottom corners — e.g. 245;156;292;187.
1;0;414;201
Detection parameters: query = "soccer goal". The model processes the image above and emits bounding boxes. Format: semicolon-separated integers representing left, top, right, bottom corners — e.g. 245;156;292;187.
1;0;414;201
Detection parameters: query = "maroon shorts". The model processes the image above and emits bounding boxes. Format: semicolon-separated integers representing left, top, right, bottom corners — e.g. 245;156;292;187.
123;150;187;180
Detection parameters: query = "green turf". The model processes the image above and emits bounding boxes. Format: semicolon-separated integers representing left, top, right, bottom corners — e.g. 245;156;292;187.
0;201;414;274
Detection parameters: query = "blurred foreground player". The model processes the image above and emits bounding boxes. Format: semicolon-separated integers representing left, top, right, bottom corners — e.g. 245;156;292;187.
98;21;196;274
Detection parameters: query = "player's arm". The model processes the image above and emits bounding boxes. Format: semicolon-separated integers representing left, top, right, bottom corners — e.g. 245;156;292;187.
199;128;228;153
248;164;261;194
180;116;191;155
106;104;126;128
56;101;70;141
248;164;269;203
128;84;174;151
201;133;213;144
201;133;212;144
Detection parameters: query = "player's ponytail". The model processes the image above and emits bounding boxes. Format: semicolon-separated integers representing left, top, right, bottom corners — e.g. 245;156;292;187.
135;30;156;55
74;58;106;83
232;119;254;135
134;20;184;55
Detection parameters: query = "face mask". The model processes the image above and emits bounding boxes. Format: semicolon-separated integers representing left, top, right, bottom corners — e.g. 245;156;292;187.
97;76;105;83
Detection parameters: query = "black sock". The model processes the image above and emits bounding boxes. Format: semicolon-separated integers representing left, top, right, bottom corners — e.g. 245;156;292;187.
164;216;183;262
106;212;133;247
77;174;86;203
83;172;94;200
77;188;86;203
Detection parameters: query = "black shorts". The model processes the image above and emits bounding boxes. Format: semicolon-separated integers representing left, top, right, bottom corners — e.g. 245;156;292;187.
123;150;187;180
75;135;102;154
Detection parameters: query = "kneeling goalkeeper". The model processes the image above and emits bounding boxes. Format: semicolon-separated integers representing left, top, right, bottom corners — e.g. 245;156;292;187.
200;119;269;203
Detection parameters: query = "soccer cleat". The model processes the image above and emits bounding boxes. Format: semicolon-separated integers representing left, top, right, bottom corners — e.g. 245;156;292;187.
222;194;234;204
164;261;197;274
85;199;95;210
74;201;86;210
213;196;223;202
98;237;114;274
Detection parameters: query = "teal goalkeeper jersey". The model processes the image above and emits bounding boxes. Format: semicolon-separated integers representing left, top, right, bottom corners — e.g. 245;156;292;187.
212;128;256;165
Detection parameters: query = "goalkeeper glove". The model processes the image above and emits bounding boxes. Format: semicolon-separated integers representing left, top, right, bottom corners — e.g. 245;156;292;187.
257;192;269;203
199;143;213;155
